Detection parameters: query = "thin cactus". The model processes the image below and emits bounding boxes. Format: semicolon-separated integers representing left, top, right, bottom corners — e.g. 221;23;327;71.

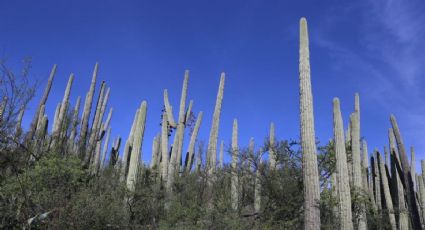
185;100;193;124
150;135;160;169
254;149;262;214
206;72;225;173
362;140;369;192
390;114;422;229
26;64;56;142
15;106;25;138
101;126;111;169
299;17;320;229
126;101;147;192
219;140;224;168
417;174;425;226
53;73;74;139
231;119;239;211
80;63;98;143
377;152;397;230
0;96;7;124
52;103;61;134
248;137;254;171
185;111;203;172
333;98;353;230
389;128;400;161
391;151;409;230
411;146;416;191
68;96;81;149
163;89;176;128
102;107;113;135
372;152;382;210
384;146;389;167
269;122;276;169
121;109;140;181
160;111;169;181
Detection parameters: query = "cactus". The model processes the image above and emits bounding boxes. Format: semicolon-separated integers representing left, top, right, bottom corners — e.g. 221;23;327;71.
248;137;254;171
15;106;25;138
150;134;160;169
231;119;239;211
388;128;400;161
417;174;425;225
254;148;262;214
361;140;369;192
163;89;176;128
391;151;409;230
299;17;320;229
207;73;225;173
26;64;56;142
0;96;7;124
173;70;189;171
101;107;113;135
411;146;416;191
121;109;140;181
185;111;203;172
101;126;111;169
185;100;193;124
377;152;397;230
53;73;74;139
219;140;224;168
80;63;98;144
269;122;276;169
390;115;422;229
160;111;169;180
333;98;353;230
68;96;81;150
372;152;382;210
110;136;121;167
52;103;62;134
126;101;147;192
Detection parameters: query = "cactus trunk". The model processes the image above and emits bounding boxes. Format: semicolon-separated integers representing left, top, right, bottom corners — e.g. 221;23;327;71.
185;111;203;172
269;122;276;169
80;63;98;144
231;119;239;211
377;152;397;230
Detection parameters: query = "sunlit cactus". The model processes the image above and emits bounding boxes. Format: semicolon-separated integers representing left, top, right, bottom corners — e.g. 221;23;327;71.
269;122;276;169
231;119;239;211
377;152;397;230
299;17;320;229
121;109;140;181
185;111;203;172
80;63;99;144
160;111;169;180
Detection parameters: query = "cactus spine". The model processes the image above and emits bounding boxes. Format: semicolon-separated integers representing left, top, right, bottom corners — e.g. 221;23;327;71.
126;101;147;192
299;17;320;229
390;115;422;229
269;122;276;169
333;98;353;230
207;73;225;173
185;111;203;172
231;119;239;211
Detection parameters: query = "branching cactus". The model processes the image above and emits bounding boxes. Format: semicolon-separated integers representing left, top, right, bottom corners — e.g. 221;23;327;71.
26;64;56;142
231;119;239;211
299;17;320;229
185;111;203;172
269;122;276;169
126;101;147;192
333;98;353;230
207;73;225;174
377;152;397;230
390;115;422;229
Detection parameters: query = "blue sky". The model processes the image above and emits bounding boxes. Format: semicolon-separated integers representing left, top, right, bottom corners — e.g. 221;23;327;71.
1;0;425;167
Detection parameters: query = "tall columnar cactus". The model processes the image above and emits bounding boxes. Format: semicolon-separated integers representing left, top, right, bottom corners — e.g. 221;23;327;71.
390;115;422;229
102;107;113;136
372;152;382;210
101;126;111;169
68;96;81;149
26;64;56;142
150;134;160;169
170;70;189;175
383;146;389;166
377;152;397;230
54;73;74;137
219;140;224;168
52;103;61;134
417;174;425;224
15;106;25;138
248;137;254;170
269;122;276;169
332;98;353;230
388;128;399;161
361;140;369;192
411;146;416;191
126;101;147;192
163;90;176;128
231;119;239;211
0;96;7;124
299;17;320;229
160;111;169;180
207;73;225;173
121;109;140;181
391;151;409;230
254;149;262;214
185;111;203;172
80;63;98;144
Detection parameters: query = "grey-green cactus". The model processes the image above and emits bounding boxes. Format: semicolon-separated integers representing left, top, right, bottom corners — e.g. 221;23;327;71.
372;152;382;210
391;150;409;230
219;140;224;168
361;140;369;193
254;148;262;214
377;152;397;230
0;96;7;124
15;106;25;138
163;89;176;128
160;111;169;181
68;96;81;150
101;126;111;169
417;174;425;225
173;70;189;171
390;115;422;229
126;101;147;192
231;119;239;211
53;73;74;139
333;98;353;230
299;17;320;229
185;111;203;172
52;103;61;134
269;122;276;169
80;63;98;144
411;146;416;191
121;109;140;181
206;72;225;173
150;134;160;169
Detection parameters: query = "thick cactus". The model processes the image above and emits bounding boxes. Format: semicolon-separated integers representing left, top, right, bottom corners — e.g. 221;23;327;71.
391;151;409;230
160;111;169;180
80;63;98;143
163;89;176;128
388;128;400;161
26;64;56;142
361;140;369;192
269;122;276;169
53;73;74;139
207;73;225;173
377;152;397;230
372;152;382;210
15;106;25;138
150;134;160;169
333;98;353;230
52;103;61;134
231;119;239;211
126;101;147;192
185;111;203;172
100;126;111;169
299;17;320;229
121;109;139;181
390;115;422;229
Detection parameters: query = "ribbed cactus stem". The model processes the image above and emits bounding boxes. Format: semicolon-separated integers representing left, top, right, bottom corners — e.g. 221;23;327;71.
53;73;74;138
27;64;56;141
269;122;276;169
102;107;113;134
0;96;7;123
391;151;409;230
254;149;262;214
52;103;61;134
219;140;224;168
15;106;25;138
69;96;81;147
160;111;169;180
121;109;139;181
299;17;320;229
126;101;147;192
207;73;225;172
383;146;389;167
101;126;111;169
372;152;382;210
417;174;425;224
231;119;239;211
390;114;422;229
248;137;254;170
185;111;203;172
362;140;369;192
185;100;193;124
163;89;176;127
378;152;397;230
80;63;98;143
150;135;160;169
173;70;189;172
333;98;353;230
388;128;400;161
411;146;416;191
